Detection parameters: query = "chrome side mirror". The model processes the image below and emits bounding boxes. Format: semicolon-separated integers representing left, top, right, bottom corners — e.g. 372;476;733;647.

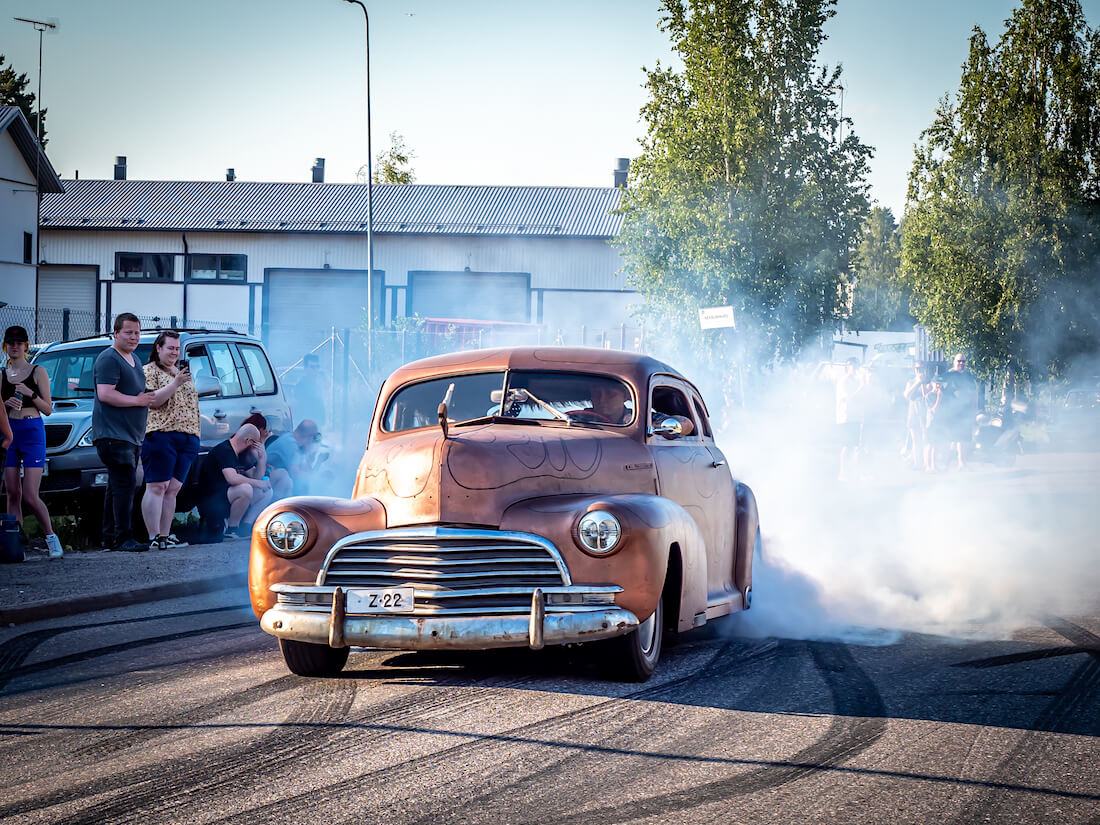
650;417;683;440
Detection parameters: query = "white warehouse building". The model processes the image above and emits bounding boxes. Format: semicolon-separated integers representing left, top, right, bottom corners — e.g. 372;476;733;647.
35;158;638;368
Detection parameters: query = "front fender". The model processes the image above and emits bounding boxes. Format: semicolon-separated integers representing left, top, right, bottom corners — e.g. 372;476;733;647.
499;493;707;632
248;495;388;618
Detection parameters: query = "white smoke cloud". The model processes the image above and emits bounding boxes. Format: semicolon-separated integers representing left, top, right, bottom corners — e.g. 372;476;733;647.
716;360;1100;643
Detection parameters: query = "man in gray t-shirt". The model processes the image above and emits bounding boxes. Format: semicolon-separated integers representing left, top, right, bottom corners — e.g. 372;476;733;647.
92;313;155;551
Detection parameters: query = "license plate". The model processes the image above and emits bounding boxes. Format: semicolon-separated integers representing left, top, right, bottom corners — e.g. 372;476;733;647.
345;587;414;614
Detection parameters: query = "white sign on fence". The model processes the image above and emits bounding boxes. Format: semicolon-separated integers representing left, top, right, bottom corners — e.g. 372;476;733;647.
698;306;736;329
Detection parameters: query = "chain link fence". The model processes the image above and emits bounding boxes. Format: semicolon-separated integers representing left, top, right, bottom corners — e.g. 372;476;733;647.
0;305;247;346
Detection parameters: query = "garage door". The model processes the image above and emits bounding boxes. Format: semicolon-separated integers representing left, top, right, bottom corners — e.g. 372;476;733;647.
264;268;384;368
37;267;98;342
409;271;530;323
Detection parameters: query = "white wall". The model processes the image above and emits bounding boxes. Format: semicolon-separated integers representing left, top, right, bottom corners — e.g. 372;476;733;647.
0;130;38;304
40;228;637;332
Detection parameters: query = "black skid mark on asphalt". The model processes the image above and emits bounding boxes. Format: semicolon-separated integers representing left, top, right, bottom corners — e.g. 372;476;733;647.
947;618;1100;825
500;641;888;825
0;621;256;693
0;604;252;693
197;644;743;825
71;674;303;759
0;678;361;825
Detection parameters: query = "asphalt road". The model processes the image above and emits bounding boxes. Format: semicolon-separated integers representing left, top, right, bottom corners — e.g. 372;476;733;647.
0;590;1097;825
1;450;1098;824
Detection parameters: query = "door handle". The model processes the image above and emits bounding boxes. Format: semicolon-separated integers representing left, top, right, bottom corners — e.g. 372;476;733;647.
711;459;726;468
213;410;227;420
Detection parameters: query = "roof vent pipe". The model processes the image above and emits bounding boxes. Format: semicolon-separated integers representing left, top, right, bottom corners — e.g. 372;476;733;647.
613;158;629;188
311;157;325;183
113;156;127;181
226;168;236;182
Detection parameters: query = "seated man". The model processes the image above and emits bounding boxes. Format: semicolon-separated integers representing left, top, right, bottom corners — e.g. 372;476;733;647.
586;381;633;424
196;423;273;541
266;419;321;498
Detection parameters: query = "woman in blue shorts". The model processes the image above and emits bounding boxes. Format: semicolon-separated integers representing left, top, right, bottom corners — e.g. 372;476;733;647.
140;331;201;550
3;325;63;557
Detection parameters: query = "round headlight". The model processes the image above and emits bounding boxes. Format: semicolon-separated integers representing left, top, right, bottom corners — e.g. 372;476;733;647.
266;512;309;555
577;510;622;555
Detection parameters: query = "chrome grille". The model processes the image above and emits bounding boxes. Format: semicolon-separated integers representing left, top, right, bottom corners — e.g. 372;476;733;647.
320;529;568;614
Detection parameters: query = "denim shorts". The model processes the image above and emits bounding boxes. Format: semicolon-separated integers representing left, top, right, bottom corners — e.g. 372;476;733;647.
5;417;46;469
141;431;200;484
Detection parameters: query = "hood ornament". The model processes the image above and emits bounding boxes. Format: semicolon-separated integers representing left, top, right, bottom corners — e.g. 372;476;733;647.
438;382;455;440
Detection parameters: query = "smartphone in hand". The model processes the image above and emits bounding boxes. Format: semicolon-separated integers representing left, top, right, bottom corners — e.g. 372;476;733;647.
177;359;189;372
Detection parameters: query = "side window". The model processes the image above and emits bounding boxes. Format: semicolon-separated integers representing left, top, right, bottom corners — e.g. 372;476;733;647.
231;345;254;395
692;395;713;438
238;344;276;395
185;345;215;391
650;384;698;437
206;342;243;397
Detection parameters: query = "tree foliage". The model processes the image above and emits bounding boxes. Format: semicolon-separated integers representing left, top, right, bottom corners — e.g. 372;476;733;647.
847;206;910;331
616;0;871;365
901;0;1100;380
0;54;46;145
358;131;416;184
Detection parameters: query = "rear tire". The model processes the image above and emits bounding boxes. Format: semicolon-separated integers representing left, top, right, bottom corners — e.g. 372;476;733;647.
603;595;663;682
279;638;349;677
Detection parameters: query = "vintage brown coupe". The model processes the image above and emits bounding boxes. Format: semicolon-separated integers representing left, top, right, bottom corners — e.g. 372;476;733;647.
249;347;761;681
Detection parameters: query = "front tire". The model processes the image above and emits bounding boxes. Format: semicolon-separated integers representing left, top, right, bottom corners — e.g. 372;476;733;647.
279;638;350;677
603;595;663;682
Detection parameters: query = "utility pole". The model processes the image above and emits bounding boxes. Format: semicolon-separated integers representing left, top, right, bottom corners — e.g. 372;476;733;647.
14;16;57;337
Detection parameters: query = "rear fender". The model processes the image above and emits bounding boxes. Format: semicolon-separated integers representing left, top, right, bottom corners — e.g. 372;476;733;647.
734;482;759;602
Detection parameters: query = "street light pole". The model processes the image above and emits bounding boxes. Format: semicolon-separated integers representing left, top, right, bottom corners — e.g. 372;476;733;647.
14;16;56;340
343;0;374;370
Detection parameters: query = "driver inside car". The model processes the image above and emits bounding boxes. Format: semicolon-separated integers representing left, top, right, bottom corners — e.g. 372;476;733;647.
588;381;632;424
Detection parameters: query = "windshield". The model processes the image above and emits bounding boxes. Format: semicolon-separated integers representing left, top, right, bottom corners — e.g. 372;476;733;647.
33;344;154;400
382;370;635;432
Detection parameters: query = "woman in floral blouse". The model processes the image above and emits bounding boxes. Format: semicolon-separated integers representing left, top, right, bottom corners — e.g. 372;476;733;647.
140;331;200;550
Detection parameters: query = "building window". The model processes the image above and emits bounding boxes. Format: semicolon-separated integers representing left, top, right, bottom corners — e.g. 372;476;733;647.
187;253;246;281
23;232;33;265
116;252;174;281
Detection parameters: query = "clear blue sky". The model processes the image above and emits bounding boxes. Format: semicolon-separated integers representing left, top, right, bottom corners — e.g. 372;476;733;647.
3;0;1098;217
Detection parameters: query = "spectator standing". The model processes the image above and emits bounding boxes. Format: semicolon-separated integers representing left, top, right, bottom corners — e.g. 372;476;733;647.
291;353;327;429
140;331;200;550
266;419;321;498
902;362;931;470
93;313;156;552
2;326;62;557
197;423;272;541
835;358;865;481
940;353;978;470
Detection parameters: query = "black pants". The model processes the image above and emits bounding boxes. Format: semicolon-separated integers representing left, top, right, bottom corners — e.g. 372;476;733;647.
95;438;141;547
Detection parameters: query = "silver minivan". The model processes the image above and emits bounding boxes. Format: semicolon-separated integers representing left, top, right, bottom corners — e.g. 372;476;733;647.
32;329;292;520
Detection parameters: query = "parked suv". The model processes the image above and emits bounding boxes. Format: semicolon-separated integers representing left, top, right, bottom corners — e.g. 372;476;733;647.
32;329;292;519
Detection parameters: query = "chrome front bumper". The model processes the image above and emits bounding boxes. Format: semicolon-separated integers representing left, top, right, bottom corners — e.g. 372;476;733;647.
260;585;639;651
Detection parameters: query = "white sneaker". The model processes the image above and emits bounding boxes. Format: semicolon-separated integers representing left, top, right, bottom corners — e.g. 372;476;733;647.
45;534;64;558
164;533;189;549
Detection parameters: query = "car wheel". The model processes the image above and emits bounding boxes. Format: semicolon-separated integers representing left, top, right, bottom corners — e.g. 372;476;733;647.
603;595;663;682
278;638;350;677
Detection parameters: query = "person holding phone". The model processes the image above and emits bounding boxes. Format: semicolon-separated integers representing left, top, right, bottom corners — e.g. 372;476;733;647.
140;330;200;550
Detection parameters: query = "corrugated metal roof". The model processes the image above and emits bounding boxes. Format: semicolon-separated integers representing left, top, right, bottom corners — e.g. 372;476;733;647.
40;179;624;238
0;106;64;194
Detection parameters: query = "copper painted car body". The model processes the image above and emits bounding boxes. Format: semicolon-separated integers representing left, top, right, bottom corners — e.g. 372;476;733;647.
249;347;761;680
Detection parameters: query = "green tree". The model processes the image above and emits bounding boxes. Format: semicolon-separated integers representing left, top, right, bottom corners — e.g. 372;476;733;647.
847;206;910;330
0;54;46;145
358;131;416;184
616;0;871;365
901;0;1100;380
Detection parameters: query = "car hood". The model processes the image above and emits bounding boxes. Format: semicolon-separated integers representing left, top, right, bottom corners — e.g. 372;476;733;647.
354;423;657;527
